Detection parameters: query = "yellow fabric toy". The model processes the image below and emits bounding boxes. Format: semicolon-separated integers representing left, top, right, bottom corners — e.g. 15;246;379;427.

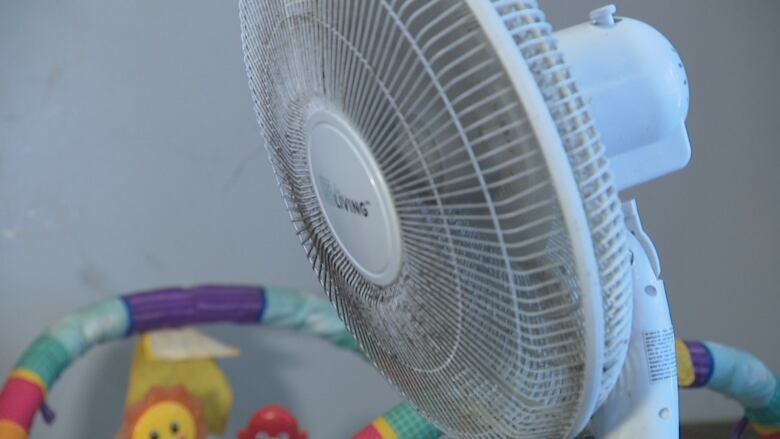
125;329;237;435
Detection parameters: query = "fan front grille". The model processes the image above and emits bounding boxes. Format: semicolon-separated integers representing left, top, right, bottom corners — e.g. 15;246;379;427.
240;1;631;437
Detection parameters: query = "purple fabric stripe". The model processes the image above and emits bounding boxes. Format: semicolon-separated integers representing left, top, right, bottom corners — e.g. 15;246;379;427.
730;416;749;439
40;402;56;425
123;285;264;334
685;340;715;387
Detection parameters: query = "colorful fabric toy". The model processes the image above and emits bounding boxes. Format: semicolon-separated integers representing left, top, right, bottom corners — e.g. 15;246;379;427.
0;285;360;438
352;403;440;439
677;339;780;438
116;386;206;439
238;405;307;439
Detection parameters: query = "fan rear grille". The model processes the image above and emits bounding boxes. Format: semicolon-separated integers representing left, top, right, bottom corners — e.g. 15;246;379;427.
491;0;632;407
240;1;631;437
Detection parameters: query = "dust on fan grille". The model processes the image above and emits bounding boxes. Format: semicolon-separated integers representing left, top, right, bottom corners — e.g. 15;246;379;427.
240;0;631;437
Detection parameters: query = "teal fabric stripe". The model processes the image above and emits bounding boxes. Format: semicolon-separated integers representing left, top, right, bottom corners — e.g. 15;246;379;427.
15;335;71;388
44;298;130;360
384;403;442;439
263;287;361;353
705;341;777;408
746;376;780;426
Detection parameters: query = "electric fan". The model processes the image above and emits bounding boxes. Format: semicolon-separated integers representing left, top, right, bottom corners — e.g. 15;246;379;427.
239;1;690;438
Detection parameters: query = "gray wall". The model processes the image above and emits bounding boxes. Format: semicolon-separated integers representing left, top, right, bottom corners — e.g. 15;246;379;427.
1;1;777;437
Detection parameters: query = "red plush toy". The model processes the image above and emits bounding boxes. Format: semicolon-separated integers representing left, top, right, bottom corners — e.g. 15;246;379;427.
238;405;308;439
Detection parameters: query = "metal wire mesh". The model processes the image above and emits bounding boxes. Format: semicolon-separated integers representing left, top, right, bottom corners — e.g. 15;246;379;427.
490;0;632;409
240;1;631;437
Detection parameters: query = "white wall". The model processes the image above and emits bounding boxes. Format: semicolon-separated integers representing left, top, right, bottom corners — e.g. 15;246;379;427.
1;1;778;437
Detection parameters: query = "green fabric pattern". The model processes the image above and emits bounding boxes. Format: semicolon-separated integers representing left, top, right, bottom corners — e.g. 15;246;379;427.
746;376;780;426
263;287;362;353
15;335;71;388
384;403;442;439
44;298;130;360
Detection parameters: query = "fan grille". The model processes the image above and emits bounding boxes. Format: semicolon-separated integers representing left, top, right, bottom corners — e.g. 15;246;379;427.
489;0;633;408
240;1;631;437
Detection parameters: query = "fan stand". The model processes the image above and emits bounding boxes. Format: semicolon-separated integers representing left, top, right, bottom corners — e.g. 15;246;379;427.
590;201;679;439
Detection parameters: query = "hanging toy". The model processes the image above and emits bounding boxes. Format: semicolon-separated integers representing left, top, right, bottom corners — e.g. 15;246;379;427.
116;386;206;439
125;328;238;435
238;405;308;439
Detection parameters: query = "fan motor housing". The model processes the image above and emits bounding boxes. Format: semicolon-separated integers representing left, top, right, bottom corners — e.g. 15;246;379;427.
555;16;691;191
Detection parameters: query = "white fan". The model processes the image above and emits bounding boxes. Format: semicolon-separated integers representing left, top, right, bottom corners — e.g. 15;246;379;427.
239;1;690;438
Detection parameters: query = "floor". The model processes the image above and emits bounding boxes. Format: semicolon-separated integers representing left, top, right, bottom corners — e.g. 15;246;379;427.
681;423;756;438
577;423;756;438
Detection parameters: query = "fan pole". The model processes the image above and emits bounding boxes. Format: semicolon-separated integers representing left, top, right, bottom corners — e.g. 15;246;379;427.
591;201;679;439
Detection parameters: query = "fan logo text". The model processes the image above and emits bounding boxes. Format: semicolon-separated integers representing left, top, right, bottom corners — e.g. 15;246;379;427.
319;176;370;218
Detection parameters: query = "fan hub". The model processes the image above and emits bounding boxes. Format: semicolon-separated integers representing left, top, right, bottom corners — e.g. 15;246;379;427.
307;110;402;287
